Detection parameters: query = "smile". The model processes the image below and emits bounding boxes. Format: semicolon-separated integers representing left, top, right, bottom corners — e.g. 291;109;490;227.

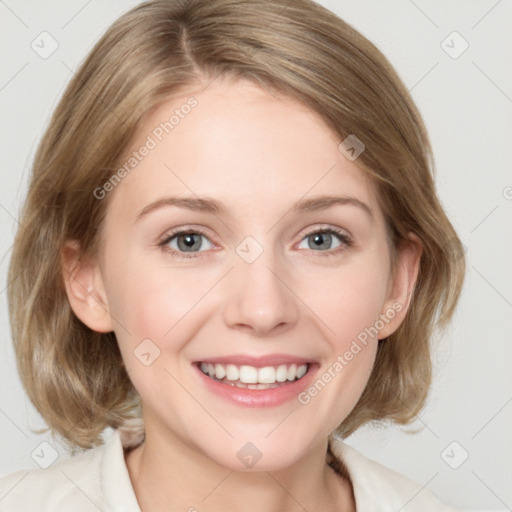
199;362;309;389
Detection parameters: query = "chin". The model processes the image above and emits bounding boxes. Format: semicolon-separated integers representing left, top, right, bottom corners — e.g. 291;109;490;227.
196;431;316;473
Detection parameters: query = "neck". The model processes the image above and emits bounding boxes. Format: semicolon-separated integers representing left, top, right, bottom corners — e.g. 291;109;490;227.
124;425;355;512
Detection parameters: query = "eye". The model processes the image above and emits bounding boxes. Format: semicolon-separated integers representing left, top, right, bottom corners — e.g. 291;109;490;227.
158;228;214;258
158;225;353;259
297;227;352;256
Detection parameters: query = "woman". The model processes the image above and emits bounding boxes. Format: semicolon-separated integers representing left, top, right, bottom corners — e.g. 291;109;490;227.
0;0;465;510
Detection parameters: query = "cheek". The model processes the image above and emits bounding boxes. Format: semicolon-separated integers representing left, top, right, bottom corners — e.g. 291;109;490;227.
106;266;198;401
292;255;388;417
299;255;390;346
106;257;214;362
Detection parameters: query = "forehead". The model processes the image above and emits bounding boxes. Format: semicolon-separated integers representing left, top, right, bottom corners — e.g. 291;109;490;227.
105;76;381;225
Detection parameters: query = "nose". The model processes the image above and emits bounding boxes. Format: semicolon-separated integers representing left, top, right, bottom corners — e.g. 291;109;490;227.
222;249;300;337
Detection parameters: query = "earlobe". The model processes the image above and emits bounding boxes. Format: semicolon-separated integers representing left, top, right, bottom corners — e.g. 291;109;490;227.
61;240;114;333
378;233;423;340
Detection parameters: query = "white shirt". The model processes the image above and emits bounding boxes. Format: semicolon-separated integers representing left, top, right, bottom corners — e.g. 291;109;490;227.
0;429;459;511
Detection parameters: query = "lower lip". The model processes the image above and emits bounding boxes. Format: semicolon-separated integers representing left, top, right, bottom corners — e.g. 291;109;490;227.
193;363;318;407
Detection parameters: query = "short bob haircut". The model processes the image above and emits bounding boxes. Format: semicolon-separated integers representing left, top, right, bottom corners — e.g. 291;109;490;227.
8;0;465;449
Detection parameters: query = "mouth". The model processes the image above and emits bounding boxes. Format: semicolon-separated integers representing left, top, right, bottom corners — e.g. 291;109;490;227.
193;354;318;407
197;362;310;390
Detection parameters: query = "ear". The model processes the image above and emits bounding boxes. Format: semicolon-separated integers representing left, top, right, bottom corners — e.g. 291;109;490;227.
61;240;114;333
377;233;423;340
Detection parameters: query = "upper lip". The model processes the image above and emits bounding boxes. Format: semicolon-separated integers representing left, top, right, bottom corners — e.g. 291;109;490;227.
195;354;316;368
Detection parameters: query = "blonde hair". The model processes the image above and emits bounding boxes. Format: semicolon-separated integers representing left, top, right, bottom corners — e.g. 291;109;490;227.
8;0;465;449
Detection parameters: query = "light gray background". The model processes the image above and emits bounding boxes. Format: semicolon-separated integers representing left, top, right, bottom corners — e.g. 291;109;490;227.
0;1;511;510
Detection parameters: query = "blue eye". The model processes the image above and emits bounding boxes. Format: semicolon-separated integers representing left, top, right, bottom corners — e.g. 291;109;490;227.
158;226;352;259
158;229;214;258
297;228;351;254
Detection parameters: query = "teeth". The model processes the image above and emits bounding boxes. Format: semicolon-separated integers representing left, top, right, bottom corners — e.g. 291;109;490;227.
276;365;288;382
214;364;226;379
199;362;309;384
258;366;277;384
224;381;280;390
225;364;239;380
297;364;307;379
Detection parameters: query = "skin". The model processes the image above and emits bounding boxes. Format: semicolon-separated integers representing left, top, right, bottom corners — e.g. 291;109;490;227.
63;75;422;511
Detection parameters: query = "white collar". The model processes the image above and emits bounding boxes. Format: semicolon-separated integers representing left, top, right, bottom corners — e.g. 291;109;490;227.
99;429;456;511
327;434;457;511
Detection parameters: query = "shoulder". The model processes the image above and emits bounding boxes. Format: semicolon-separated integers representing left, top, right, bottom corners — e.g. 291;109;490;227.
0;430;140;512
0;441;108;512
328;435;460;512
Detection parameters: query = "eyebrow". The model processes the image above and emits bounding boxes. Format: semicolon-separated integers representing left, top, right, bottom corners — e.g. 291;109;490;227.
135;194;374;222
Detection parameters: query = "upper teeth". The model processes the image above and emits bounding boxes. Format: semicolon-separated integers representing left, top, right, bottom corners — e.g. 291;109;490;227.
200;363;308;384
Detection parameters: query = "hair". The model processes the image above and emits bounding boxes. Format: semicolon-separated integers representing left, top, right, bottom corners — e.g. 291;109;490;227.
8;0;465;449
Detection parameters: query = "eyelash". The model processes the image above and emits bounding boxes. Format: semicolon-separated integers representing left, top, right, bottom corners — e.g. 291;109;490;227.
157;225;353;260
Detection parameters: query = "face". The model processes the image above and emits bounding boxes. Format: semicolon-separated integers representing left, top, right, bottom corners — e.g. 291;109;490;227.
84;76;407;471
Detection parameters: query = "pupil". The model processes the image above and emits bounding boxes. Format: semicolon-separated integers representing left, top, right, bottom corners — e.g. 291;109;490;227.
179;234;200;251
311;232;331;249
